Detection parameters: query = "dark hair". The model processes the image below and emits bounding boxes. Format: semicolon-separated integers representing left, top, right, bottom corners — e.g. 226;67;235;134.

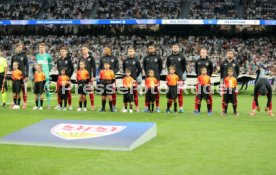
79;61;86;65
171;43;179;47
148;42;156;48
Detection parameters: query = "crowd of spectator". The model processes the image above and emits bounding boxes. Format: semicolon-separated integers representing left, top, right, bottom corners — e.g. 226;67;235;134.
41;0;94;19
188;0;237;19
0;0;43;19
0;0;275;19
97;0;181;19
244;0;276;19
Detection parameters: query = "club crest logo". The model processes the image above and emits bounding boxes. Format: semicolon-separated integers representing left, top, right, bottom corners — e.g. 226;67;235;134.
51;123;127;140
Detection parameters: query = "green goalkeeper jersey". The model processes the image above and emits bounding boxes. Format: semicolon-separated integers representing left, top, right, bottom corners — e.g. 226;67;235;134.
36;53;52;79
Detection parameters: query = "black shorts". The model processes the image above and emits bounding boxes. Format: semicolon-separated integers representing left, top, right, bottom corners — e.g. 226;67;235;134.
197;86;211;101
167;86;178;99
78;82;88;95
12;80;21;93
34;82;44;94
59;90;68;100
101;84;114;96
146;88;156;103
0;73;7;91
58;85;69;100
223;89;237;104
123;89;134;103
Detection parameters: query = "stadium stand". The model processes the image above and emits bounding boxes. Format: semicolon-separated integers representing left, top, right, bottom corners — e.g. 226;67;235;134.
40;0;95;19
188;0;237;19
0;0;43;19
244;0;276;19
0;0;275;19
97;0;181;19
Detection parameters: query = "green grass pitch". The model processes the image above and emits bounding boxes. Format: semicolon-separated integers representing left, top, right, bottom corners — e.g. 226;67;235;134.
0;87;275;175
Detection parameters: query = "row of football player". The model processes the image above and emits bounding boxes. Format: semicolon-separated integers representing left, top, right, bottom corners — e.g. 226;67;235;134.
4;59;274;117
0;43;273;116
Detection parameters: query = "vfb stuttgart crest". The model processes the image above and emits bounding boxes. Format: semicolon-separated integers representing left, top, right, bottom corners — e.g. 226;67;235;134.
51;123;127;140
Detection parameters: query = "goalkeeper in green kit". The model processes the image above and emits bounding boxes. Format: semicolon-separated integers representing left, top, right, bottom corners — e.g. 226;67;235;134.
35;43;53;109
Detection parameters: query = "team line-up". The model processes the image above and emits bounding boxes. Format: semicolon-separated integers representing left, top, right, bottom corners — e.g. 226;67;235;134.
0;43;273;117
